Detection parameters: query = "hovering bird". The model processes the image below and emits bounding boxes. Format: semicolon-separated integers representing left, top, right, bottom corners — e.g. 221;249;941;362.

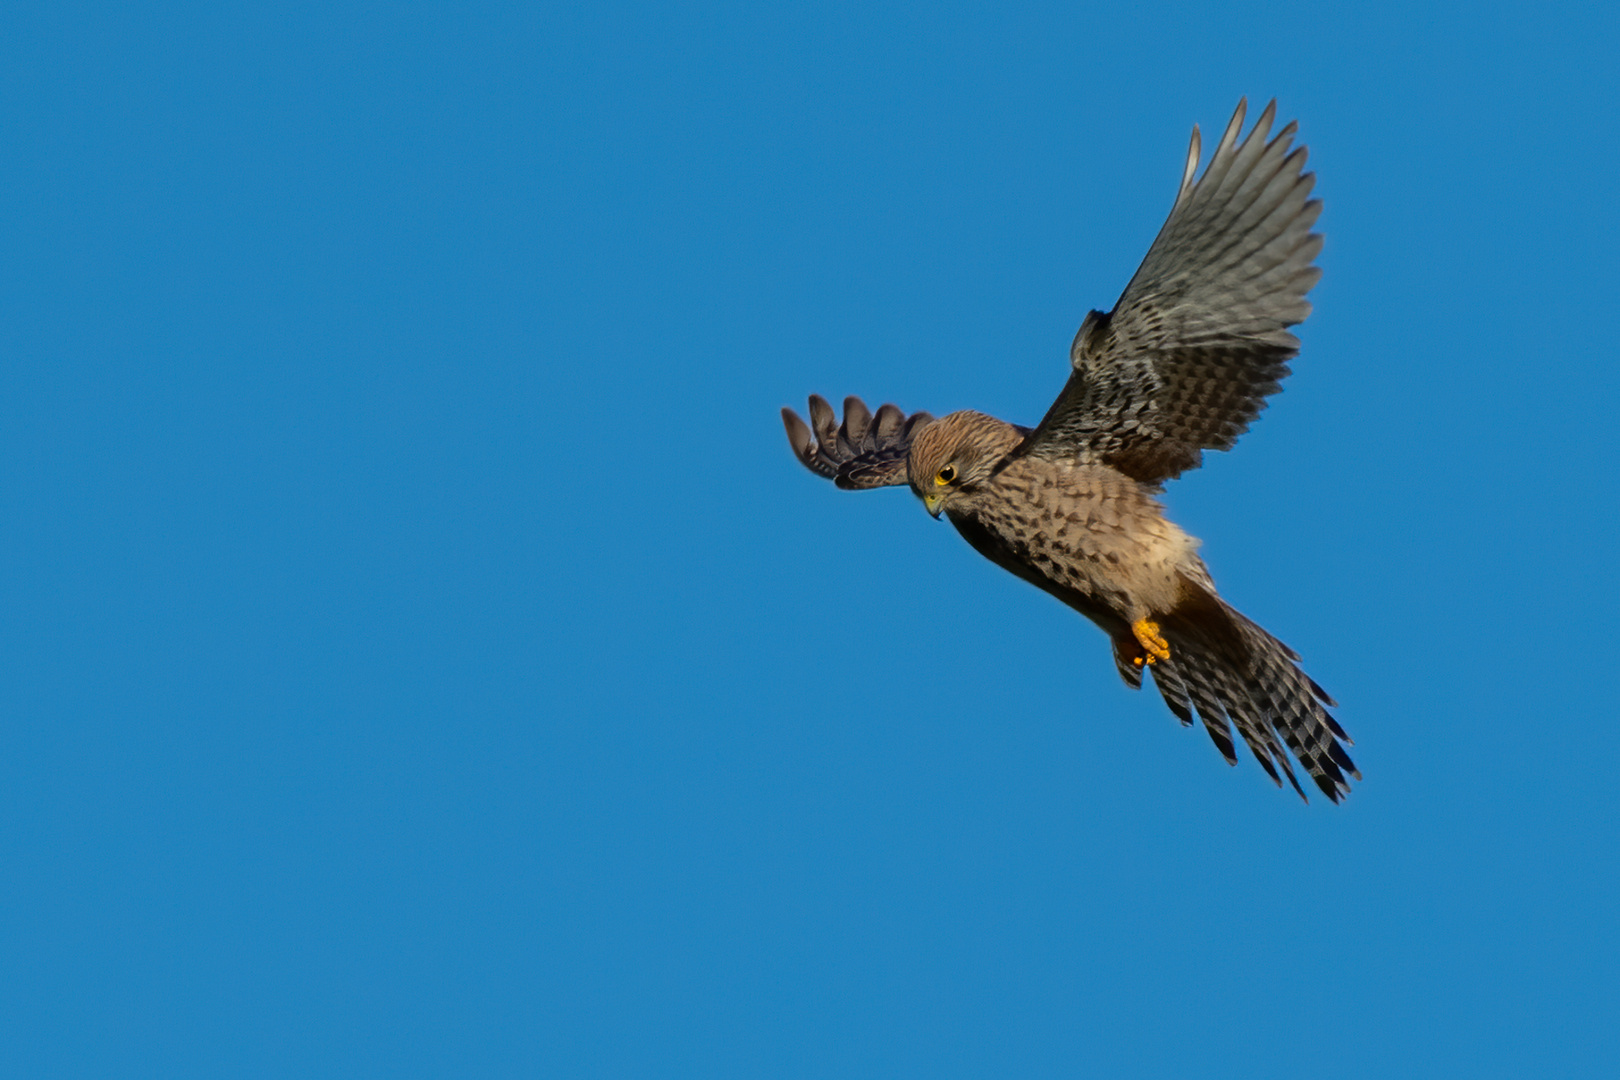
783;99;1358;801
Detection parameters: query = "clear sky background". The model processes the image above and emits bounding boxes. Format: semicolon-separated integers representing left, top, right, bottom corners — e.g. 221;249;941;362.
2;2;1617;1076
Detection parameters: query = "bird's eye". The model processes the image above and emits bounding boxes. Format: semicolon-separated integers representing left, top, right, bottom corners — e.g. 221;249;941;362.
935;465;957;486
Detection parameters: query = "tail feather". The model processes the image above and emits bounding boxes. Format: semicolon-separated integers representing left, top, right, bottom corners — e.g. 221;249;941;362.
1148;658;1198;730
1111;638;1146;691
1154;596;1358;802
1148;656;1235;765
1178;645;1305;798
1238;614;1359;801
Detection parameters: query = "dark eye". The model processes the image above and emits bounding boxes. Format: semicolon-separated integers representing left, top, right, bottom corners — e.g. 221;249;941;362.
935;465;957;486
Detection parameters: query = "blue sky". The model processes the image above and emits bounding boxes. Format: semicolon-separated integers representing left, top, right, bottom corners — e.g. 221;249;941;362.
2;1;1617;1076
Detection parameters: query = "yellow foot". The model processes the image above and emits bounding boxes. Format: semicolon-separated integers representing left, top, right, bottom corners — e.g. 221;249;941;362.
1131;618;1171;666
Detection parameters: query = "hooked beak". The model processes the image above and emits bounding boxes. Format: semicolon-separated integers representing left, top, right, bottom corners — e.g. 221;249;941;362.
922;492;944;518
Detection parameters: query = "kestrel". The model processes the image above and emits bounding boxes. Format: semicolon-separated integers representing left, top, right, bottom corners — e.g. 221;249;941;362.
783;100;1358;801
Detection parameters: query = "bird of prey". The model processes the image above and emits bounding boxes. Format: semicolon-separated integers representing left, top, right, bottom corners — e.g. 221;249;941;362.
782;99;1358;801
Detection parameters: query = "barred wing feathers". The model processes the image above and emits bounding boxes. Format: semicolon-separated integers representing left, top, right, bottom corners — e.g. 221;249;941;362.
782;395;935;490
1024;98;1324;483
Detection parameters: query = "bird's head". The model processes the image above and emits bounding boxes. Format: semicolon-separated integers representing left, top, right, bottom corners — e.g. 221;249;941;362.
907;411;1023;518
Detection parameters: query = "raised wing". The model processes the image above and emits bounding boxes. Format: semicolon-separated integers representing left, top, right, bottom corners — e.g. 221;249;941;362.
782;395;935;489
1022;99;1323;482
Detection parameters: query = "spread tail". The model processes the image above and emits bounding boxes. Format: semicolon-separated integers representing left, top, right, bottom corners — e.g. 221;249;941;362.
1139;585;1358;802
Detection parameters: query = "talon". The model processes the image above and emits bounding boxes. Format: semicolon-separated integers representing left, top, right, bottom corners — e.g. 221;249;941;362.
1131;618;1171;665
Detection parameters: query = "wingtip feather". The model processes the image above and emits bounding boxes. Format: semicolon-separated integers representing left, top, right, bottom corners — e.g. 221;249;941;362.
782;406;812;459
841;396;873;444
1177;124;1202;206
1218;97;1248;155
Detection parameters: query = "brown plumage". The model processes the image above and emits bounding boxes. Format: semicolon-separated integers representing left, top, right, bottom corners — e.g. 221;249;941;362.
781;99;1358;801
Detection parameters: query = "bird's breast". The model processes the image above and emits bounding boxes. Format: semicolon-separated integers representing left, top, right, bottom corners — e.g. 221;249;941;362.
956;460;1196;615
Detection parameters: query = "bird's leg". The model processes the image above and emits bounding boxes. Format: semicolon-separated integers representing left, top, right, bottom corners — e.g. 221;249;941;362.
1131;618;1172;666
